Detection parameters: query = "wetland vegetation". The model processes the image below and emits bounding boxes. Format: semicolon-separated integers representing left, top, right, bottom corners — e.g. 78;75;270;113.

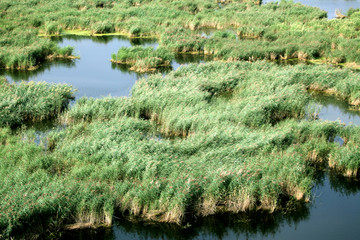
1;0;360;239
111;46;174;72
2;0;360;70
2;61;360;238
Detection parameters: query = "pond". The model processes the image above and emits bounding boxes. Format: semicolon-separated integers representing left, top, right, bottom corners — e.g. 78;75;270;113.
1;35;360;239
311;93;360;126
262;0;360;19
1;35;208;99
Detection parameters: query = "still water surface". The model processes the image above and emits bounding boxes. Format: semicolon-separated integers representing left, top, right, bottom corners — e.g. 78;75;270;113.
1;34;360;239
313;93;360;126
61;172;360;240
1;35;207;99
263;0;360;18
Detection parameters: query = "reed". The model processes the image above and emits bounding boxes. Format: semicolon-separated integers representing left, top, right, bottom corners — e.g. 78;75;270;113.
0;77;75;127
3;61;360;237
4;0;360;69
111;46;174;72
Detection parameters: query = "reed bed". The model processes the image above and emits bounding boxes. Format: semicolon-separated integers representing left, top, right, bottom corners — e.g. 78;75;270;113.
0;77;75;127
2;0;360;237
2;62;360;237
111;46;174;72
2;0;360;69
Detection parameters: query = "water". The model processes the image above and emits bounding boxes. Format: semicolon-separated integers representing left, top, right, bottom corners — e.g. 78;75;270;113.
312;93;360;125
262;0;360;18
60;172;360;240
1;36;207;99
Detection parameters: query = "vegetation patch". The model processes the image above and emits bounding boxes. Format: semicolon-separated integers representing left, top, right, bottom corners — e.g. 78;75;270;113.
0;77;75;127
2;0;360;69
111;46;174;72
2;62;360;238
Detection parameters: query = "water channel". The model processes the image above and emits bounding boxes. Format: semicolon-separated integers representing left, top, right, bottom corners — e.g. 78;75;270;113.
1;13;360;239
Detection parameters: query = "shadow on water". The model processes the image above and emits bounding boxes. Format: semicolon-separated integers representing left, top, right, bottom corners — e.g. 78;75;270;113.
61;203;310;240
52;35;158;46
0;59;76;82
61;168;360;240
172;53;213;71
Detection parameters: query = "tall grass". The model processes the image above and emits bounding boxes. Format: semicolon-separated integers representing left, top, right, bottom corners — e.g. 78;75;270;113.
2;0;360;69
2;61;360;237
111;46;174;72
0;77;75;127
0;29;76;70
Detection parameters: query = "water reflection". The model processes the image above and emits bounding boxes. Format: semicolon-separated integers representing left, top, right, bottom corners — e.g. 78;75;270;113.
173;54;213;70
62;170;360;240
2;36;159;99
2;36;211;99
62;204;310;240
327;169;360;195
311;93;360;126
0;59;75;82
53;35;158;46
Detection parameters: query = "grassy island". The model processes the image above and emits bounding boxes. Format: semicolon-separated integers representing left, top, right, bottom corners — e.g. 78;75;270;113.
1;62;360;238
111;47;174;72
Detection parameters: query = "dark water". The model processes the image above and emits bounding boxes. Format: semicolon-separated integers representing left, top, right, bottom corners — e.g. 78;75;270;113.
1;36;208;99
263;0;360;19
61;172;360;240
2;36;360;239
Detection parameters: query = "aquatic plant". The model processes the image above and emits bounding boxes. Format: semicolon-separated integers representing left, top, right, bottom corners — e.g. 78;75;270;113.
111;46;174;72
4;0;357;69
0;77;75;127
2;61;360;238
0;29;76;70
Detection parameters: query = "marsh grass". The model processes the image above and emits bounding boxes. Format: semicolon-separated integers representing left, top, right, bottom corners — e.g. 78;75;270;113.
2;61;360;237
111;46;174;72
0;77;75;127
2;0;360;237
4;0;360;69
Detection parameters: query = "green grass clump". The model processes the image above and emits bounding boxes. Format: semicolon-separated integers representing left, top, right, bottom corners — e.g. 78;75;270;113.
2;61;360;237
3;0;360;69
329;127;360;177
0;29;75;70
111;46;174;72
0;78;75;127
0;128;114;238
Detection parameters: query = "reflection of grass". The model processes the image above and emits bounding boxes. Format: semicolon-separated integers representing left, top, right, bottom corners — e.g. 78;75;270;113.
1;59;76;81
40;29;159;38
